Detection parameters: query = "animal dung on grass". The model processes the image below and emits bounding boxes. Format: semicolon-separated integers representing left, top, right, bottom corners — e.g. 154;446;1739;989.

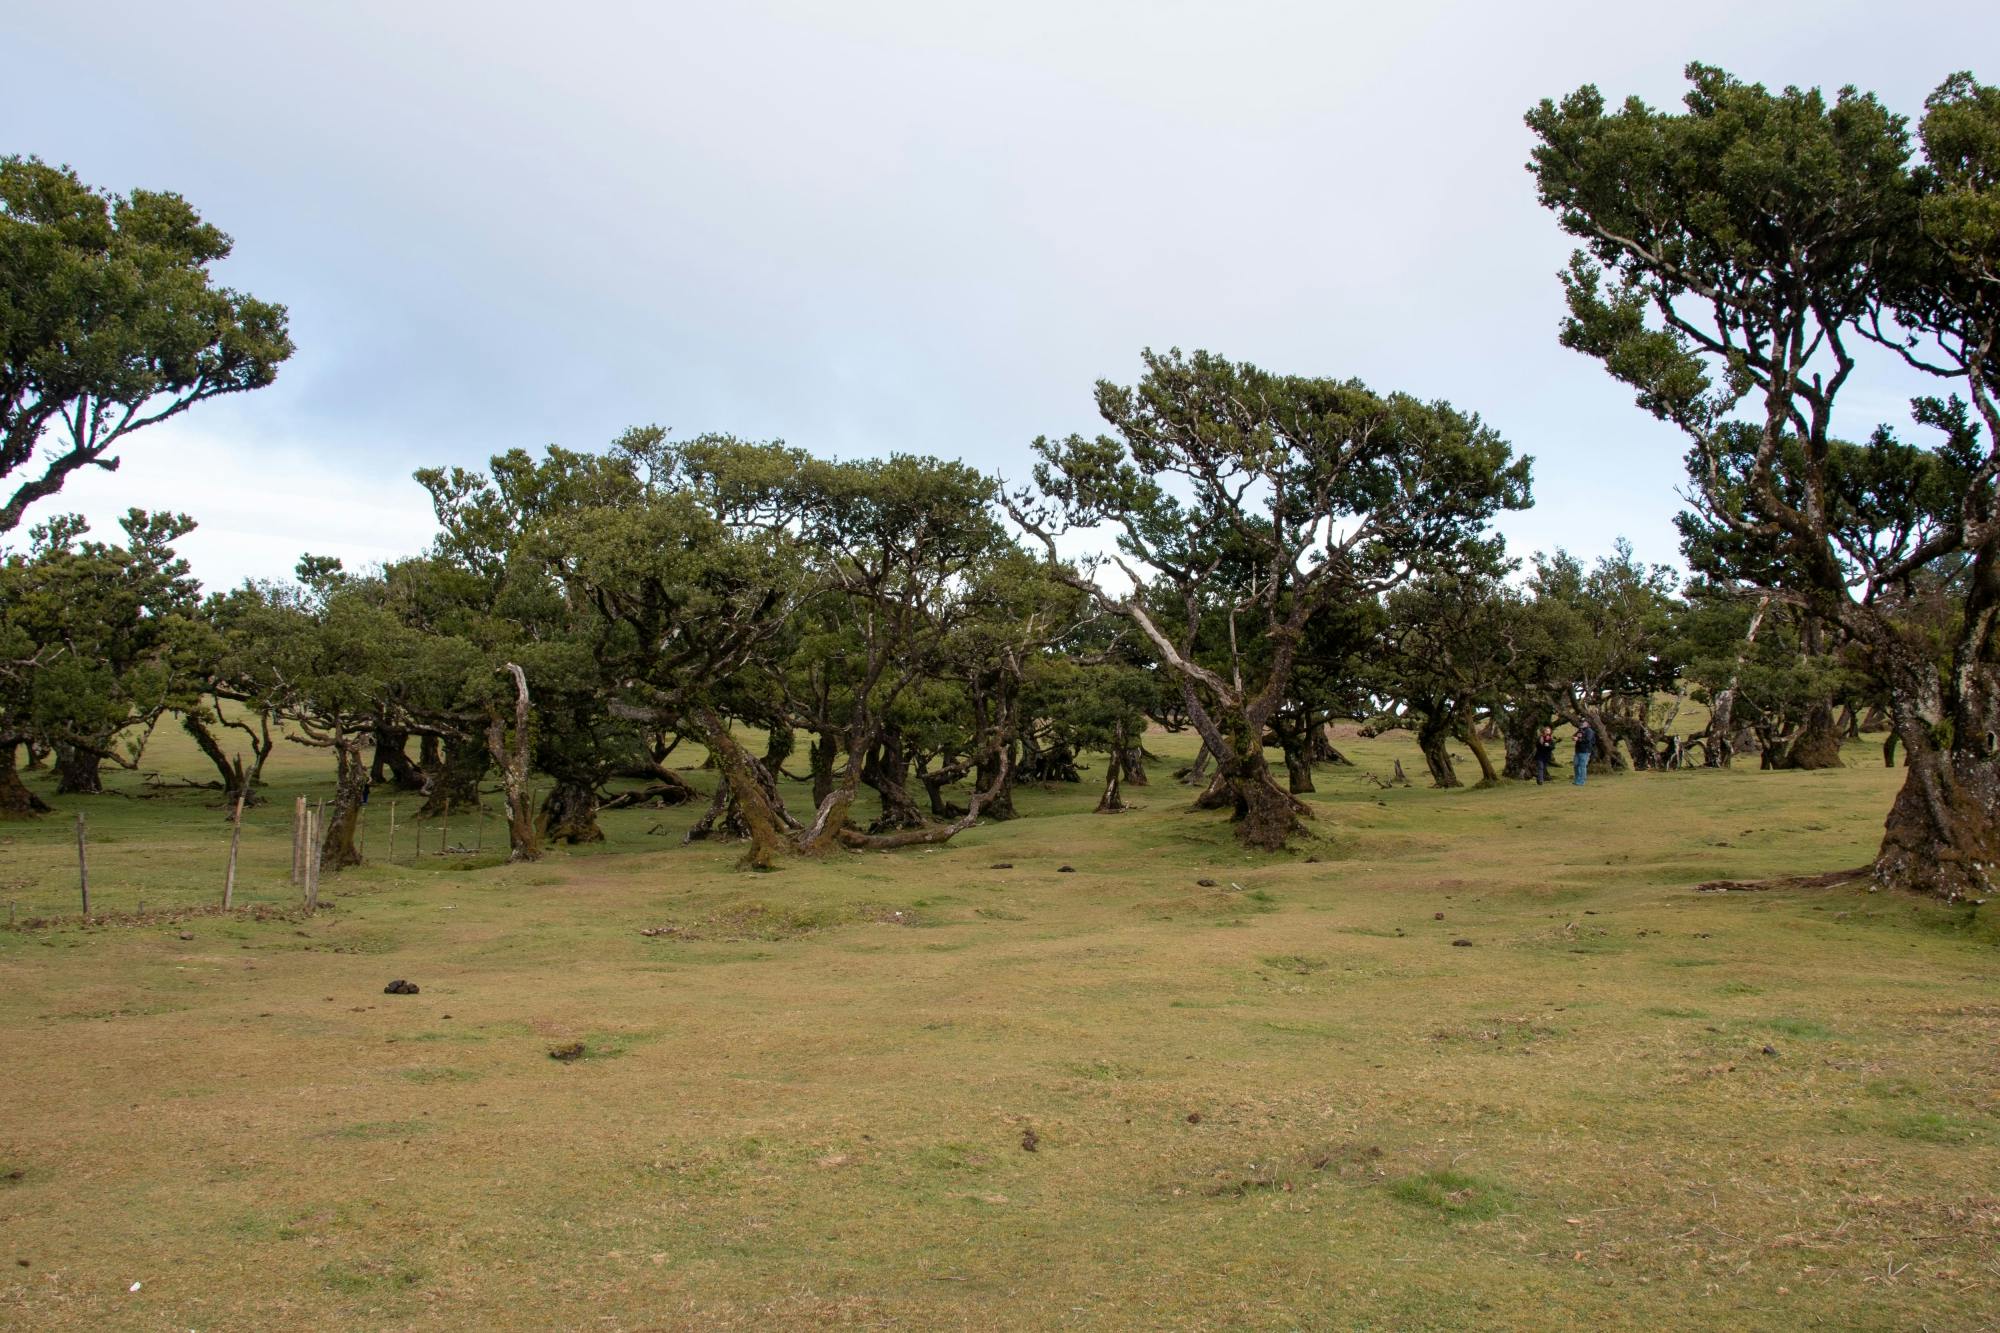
1057;865;1076;874
989;862;1013;869
1451;938;1473;947
1196;878;1218;887
383;979;420;995
549;1041;586;1062
1020;1127;1039;1152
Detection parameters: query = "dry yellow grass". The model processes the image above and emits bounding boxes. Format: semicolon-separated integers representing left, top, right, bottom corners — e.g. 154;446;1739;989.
0;726;1995;1330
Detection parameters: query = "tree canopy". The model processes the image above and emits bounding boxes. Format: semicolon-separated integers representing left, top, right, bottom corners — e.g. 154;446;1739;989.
0;156;293;533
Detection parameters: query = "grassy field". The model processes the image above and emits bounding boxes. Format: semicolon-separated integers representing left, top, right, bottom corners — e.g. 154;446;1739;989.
0;724;1995;1331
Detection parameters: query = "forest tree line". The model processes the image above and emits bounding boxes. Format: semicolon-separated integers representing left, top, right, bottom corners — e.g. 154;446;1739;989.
1;64;1995;900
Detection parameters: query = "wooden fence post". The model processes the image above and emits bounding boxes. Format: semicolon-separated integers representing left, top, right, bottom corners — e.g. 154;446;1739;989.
223;793;245;909
76;813;89;918
291;796;306;885
303;808;321;912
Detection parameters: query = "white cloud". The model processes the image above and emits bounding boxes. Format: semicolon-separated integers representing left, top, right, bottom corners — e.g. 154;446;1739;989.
16;424;440;593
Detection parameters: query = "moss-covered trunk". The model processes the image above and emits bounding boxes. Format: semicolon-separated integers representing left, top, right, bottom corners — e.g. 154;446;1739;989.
1780;700;1845;770
1417;719;1460;789
318;733;369;871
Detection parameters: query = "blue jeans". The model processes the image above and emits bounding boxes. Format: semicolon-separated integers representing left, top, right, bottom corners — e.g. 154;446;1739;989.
1573;753;1590;785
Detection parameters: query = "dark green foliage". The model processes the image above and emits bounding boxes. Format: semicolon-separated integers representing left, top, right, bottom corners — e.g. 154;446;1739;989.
0;156;293;533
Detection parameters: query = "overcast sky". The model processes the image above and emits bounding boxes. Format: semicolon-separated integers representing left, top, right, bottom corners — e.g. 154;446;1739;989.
8;0;1995;590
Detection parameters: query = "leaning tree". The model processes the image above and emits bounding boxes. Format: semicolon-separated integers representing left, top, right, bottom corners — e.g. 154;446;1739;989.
1528;64;2000;899
1013;348;1529;849
0;156;292;534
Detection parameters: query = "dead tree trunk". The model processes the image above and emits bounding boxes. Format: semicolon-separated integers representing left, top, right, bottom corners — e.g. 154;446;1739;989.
486;663;541;863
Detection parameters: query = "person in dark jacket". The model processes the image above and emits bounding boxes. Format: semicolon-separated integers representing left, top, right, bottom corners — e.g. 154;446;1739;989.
1572;720;1595;785
1533;727;1556;785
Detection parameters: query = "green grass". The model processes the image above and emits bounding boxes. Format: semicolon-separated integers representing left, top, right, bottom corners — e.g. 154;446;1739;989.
0;720;1995;1330
1386;1168;1515;1220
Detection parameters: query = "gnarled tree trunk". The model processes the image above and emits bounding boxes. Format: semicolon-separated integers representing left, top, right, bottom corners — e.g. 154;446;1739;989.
1866;619;2000;901
182;711;255;801
1501;706;1550;780
918;752;972;818
419;737;486;817
1120;745;1150;785
1417;718;1460;789
808;732;839;808
974;742;1018;821
1095;723;1128;813
1779;700;1845;770
0;741;52;817
540;780;603;845
1460;722;1500;786
1282;747;1315;794
1875;731;2000;902
318;732;370;871
53;741;103;796
1226;747;1310;849
372;728;426;790
864;725;928;832
692;707;791;870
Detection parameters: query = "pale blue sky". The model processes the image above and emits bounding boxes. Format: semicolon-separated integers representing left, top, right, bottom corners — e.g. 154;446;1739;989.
7;0;1991;588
